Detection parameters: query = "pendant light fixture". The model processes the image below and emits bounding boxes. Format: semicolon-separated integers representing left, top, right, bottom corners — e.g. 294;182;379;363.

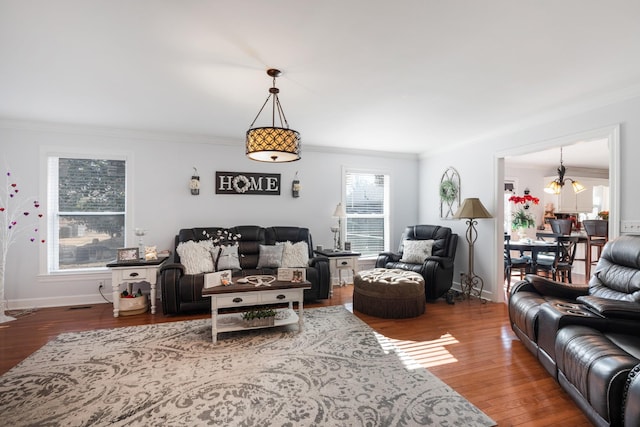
246;68;301;162
544;147;586;195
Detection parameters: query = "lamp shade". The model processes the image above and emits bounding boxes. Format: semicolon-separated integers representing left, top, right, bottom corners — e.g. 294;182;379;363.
333;202;346;218
246;69;301;163
571;180;586;194
544;180;562;195
453;198;492;219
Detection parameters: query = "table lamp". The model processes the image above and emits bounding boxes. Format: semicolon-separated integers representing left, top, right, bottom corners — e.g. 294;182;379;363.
332;202;346;250
453;198;492;300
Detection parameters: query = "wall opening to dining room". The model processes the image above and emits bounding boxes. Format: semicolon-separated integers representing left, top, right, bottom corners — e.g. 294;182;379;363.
494;124;620;303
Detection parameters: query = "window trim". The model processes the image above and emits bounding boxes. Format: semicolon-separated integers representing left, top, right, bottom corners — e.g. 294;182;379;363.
40;148;133;275
342;167;390;258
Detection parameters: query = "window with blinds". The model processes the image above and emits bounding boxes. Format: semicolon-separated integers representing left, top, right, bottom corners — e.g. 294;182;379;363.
344;171;389;257
47;157;126;271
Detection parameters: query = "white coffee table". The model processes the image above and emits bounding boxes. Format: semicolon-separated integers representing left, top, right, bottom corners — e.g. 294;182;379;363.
202;280;311;344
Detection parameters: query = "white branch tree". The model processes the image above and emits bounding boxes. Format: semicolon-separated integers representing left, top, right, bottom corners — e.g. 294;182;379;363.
0;171;44;323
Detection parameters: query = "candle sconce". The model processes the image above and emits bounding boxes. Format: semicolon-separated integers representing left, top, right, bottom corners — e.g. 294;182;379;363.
292;171;301;198
190;167;200;195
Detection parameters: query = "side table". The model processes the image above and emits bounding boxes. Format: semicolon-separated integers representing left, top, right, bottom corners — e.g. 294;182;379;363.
314;249;361;295
106;257;168;317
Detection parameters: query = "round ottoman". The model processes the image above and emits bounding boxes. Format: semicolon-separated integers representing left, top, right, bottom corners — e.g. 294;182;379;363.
353;268;425;318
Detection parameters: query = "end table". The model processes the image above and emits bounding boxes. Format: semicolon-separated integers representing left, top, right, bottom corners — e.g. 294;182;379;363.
106;257;168;317
314;249;361;295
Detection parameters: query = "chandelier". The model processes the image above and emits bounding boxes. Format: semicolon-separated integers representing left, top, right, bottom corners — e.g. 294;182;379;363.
246;68;301;162
544;147;586;195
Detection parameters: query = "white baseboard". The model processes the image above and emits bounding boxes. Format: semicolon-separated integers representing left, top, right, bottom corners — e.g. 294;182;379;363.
7;294;111;310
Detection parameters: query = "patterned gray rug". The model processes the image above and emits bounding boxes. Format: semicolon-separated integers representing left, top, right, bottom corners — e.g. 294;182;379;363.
0;306;495;426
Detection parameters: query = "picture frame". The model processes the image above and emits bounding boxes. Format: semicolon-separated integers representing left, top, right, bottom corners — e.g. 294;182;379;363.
204;270;233;288
277;267;307;283
117;247;139;262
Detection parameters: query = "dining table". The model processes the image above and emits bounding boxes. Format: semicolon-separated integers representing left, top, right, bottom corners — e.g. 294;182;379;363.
506;239;558;272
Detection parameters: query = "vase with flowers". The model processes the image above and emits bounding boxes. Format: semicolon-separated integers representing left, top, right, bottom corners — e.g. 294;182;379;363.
508;190;540;241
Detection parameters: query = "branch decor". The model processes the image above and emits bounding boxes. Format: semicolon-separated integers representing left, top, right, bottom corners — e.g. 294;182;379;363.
0;171;45;323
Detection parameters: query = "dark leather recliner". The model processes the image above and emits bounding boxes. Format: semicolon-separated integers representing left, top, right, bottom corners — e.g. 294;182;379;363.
375;225;458;300
509;235;640;426
160;225;330;315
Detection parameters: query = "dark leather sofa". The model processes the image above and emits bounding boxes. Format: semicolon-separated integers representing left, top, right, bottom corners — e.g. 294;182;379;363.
375;225;458;301
160;225;330;315
509;234;640;426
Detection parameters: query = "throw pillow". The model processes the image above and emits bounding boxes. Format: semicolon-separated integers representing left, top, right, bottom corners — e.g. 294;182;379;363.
280;241;310;267
400;239;435;264
256;244;284;269
216;244;241;271
176;240;216;274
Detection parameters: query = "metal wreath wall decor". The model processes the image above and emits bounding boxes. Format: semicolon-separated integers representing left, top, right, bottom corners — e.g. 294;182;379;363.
215;171;281;195
439;167;461;219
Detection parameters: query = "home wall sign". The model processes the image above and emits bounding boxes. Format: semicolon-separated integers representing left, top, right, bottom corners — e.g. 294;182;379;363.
215;171;281;195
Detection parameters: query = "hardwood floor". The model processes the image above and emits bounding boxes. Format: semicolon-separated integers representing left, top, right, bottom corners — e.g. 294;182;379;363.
0;286;591;426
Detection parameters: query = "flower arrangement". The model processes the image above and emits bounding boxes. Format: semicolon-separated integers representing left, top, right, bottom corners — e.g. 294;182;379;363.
507;194;540;206
508;191;540;230
598;211;609;221
1;171;45;323
202;229;241;246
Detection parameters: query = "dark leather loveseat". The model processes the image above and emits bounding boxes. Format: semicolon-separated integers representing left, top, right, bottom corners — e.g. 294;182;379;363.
375;225;458;301
509;234;640;426
160;225;330;315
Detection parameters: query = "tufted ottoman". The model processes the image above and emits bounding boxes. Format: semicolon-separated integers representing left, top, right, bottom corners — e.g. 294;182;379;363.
353;268;425;318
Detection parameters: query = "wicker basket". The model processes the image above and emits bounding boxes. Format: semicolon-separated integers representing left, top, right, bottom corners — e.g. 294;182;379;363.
118;295;148;316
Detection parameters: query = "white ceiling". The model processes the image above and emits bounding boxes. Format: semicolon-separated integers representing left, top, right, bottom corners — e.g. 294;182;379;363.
1;1;640;158
506;138;609;170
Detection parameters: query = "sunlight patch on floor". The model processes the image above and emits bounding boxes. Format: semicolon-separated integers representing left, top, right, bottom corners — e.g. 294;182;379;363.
374;332;459;369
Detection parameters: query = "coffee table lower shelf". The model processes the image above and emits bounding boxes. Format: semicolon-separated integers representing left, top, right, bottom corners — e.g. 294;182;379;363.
215;309;299;333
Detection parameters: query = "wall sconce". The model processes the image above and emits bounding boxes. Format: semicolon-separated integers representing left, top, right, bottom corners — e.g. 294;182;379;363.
189;167;200;195
292;172;300;198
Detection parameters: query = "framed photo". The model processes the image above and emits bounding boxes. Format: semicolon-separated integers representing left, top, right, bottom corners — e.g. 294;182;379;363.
117;247;139;262
277;267;307;283
204;270;232;288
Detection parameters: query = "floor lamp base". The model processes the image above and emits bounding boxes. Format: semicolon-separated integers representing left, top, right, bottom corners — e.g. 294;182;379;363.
460;272;486;302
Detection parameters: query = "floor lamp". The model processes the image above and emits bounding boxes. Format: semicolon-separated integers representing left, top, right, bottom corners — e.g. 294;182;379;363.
453;198;493;300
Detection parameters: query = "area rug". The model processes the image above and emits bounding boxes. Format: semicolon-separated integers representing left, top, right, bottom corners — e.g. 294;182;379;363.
0;306;495;426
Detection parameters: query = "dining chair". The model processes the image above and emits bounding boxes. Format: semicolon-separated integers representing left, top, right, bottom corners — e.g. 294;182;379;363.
582;219;609;278
504;234;532;293
549;219;573;235
534;235;579;283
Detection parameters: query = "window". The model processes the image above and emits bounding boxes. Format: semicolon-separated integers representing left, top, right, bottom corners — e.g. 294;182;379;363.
47;157;127;272
344;170;389;257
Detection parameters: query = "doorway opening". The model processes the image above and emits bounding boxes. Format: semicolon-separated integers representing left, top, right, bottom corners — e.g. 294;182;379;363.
495;125;620;303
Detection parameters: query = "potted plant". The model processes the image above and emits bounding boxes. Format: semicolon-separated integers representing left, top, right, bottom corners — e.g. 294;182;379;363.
509;191;540;240
242;307;276;327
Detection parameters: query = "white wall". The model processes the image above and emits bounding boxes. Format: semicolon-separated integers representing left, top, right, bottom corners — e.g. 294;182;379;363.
420;94;640;302
1;120;419;309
